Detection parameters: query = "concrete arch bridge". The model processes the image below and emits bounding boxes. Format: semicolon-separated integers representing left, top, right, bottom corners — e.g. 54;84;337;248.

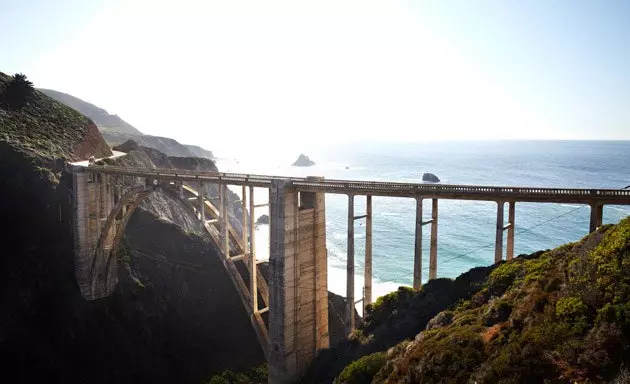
69;160;630;383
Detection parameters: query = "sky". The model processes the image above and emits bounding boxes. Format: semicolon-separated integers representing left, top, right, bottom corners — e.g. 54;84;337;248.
1;0;629;150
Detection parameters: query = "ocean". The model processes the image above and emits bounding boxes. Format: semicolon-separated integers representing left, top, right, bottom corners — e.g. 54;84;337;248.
214;140;630;314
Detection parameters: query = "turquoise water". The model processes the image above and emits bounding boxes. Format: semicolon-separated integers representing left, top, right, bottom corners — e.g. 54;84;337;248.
216;140;630;304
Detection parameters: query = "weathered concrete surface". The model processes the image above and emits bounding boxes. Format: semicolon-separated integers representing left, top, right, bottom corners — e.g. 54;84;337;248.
268;181;329;384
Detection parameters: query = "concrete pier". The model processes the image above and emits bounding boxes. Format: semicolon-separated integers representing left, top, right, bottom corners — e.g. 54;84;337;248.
363;195;373;314
413;198;423;290
590;203;603;232
495;201;505;263
346;194;355;334
506;202;515;260
268;180;328;384
429;198;438;280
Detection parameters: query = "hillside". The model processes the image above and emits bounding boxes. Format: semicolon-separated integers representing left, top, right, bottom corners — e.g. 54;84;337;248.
319;218;630;384
1;73;111;162
39;88;143;135
40;88;214;159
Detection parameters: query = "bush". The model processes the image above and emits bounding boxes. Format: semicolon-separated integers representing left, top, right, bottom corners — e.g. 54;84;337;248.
335;352;387;384
0;73;35;110
206;364;267;384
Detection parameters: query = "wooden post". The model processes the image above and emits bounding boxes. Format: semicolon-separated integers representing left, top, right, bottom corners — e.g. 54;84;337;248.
495;201;504;263
346;194;355;334
413;198;423;290
363;195;373;315
506;202;515;261
429;199;438;280
249;186;257;313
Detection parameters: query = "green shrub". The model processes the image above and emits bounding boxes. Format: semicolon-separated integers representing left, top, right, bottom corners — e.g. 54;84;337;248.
206;364;267;384
335;352;387;384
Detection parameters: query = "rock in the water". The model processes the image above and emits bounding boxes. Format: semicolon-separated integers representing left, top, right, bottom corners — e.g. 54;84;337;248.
255;214;269;226
422;172;440;182
292;153;315;167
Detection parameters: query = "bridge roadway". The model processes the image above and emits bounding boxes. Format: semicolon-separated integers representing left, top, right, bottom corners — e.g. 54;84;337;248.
85;164;630;204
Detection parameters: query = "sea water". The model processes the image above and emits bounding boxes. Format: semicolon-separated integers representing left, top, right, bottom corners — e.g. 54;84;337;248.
214;140;630;313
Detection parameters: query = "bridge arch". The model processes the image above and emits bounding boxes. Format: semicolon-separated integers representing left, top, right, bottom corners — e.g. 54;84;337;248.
88;183;200;299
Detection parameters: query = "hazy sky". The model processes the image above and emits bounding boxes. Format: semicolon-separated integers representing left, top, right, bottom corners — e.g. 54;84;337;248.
1;0;629;149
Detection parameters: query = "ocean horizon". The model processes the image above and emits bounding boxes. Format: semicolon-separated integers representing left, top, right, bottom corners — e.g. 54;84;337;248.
214;140;630;314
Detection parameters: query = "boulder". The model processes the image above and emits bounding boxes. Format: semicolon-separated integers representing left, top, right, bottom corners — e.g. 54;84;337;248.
422;172;440;183
292;153;315;167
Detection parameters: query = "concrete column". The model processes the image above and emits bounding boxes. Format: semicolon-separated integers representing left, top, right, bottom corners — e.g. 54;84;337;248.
363;195;373;314
413;198;423;290
198;181;205;227
506;202;515;261
179;181;184;199
495;201;505;263
268;180;328;384
589;203;603;233
242;185;248;249
429;199;438;280
221;184;229;258
249;186;257;313
346;194;355;335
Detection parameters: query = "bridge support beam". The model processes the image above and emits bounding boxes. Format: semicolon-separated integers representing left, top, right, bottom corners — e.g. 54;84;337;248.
248;186;257;313
590;203;603;233
413;198;423;290
429;199;438;280
495;201;505;263
269;180;328;384
346;194;355;334
363;195;373;315
506;202;515;261
198;181;205;229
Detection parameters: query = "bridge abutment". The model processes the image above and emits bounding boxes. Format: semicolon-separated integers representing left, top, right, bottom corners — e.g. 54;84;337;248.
72;168;118;299
269;179;329;384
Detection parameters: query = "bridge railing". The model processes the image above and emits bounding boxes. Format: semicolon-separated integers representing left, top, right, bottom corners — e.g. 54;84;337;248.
84;165;630;201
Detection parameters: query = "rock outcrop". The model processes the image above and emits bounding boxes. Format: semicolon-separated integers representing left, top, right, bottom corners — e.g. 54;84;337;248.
292;153;315;167
255;214;270;226
422;172;440;182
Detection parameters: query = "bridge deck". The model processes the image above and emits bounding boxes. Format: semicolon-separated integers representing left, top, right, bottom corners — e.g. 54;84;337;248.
84;165;630;205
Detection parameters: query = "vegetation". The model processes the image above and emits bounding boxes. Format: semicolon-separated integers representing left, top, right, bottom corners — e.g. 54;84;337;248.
375;217;630;383
0;71;111;161
0;73;35;110
206;364;267;384
335;352;386;384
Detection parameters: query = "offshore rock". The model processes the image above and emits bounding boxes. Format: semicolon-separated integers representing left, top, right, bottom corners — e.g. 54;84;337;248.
292;153;315;167
422;172;440;182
